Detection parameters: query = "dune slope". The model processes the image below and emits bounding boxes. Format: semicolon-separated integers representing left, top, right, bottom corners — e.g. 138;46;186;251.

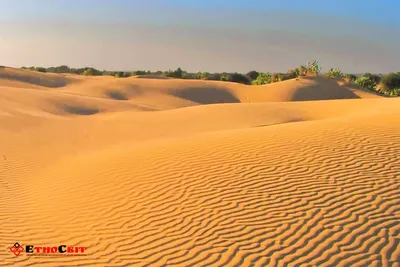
0;68;399;267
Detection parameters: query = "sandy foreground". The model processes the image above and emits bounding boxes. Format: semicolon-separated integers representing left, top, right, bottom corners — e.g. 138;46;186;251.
1;67;399;267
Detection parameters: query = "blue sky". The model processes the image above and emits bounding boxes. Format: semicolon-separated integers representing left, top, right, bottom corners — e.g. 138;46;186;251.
1;0;399;73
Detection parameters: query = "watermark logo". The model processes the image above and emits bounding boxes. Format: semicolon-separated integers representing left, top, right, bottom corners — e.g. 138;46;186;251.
10;242;24;256
9;242;87;257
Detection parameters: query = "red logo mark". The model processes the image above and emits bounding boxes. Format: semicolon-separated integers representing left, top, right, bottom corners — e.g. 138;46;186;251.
10;242;24;256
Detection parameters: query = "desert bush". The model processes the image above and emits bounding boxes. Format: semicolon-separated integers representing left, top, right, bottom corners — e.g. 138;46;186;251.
57;65;70;73
163;70;174;77
363;73;381;84
207;73;222;81
34;67;47;73
132;70;148;76
294;61;321;77
47;65;70;73
230;73;251;84
281;70;297;81
219;73;228;81
252;72;271;85
81;68;102;76
182;72;197;79
344;73;357;82
387;88;400;96
327;68;344;78
271;73;282;83
379;72;400;92
391;88;400;96
246;70;259;81
82;69;93;76
114;72;131;78
219;73;250;84
296;65;308;77
286;68;299;78
197;71;209;80
307;60;321;75
354;76;377;90
174;67;183;78
190;72;219;80
164;68;184;78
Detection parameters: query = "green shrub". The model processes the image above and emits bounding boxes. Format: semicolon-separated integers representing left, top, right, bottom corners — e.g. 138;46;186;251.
34;67;47;73
207;73;221;81
271;73;282;83
307;60;321;75
327;68;344;78
47;65;70;73
132;70;148;76
114;72;125;78
246;71;259;81
354;76;377;90
363;73;381;84
164;68;184;78
294;61;321;77
344;74;357;82
281;70;297;81
296;65;307;77
219;73;250;84
182;72;197;79
252;72;271;85
388;88;400;96
197;71;209;80
379;72;400;92
82;68;94;76
173;67;183;78
80;67;102;76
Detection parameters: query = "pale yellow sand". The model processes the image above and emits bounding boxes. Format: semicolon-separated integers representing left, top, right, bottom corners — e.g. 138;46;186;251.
1;67;399;267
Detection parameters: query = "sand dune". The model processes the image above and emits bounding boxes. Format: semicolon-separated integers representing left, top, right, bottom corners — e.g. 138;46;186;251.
0;67;80;88
0;67;382;110
1;68;399;266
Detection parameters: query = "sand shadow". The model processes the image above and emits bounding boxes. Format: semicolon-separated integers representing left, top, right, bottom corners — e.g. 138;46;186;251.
0;69;71;88
171;87;240;104
135;75;171;80
62;105;100;115
291;82;361;101
105;90;129;100
253;119;304;128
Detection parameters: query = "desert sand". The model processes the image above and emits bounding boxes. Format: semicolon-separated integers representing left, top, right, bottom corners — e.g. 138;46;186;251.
1;67;399;266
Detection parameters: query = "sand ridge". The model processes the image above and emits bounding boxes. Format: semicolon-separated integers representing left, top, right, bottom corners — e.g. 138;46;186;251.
1;68;399;266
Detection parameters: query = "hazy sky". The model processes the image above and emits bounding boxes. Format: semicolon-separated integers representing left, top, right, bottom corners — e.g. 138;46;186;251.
1;0;399;73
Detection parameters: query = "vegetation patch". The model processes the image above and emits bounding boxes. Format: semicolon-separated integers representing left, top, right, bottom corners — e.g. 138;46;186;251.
20;62;399;97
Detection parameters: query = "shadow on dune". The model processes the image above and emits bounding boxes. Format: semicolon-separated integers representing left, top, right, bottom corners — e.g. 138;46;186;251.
134;75;171;80
0;69;71;88
105;90;129;100
171;87;240;104
103;84;144;100
339;81;386;98
253;118;304;128
290;77;361;101
62;105;100;115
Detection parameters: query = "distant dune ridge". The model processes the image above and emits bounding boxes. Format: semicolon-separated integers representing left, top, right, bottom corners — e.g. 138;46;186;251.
1;67;399;266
